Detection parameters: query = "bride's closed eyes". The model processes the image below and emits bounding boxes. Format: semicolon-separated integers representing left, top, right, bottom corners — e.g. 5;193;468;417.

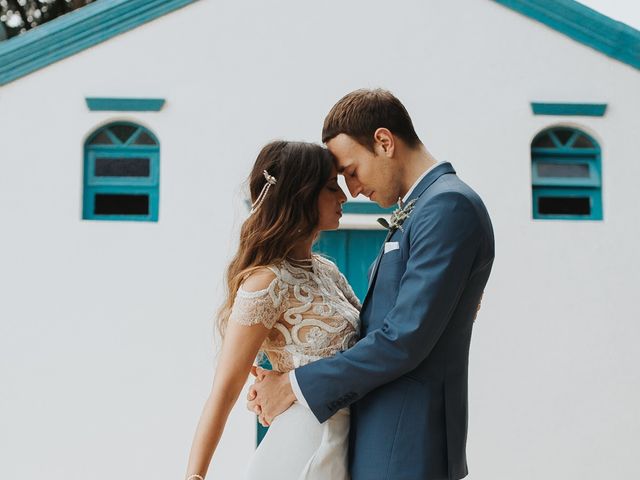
326;178;341;192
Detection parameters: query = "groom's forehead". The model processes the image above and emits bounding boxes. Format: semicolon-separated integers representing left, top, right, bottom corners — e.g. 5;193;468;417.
327;134;369;173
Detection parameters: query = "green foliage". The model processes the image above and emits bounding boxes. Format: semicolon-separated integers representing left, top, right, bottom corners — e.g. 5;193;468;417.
0;0;95;41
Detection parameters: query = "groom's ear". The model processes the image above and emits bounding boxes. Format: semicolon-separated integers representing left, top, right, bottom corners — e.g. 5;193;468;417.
373;128;394;158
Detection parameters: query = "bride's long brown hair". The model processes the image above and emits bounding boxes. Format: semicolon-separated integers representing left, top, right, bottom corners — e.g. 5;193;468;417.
217;141;335;336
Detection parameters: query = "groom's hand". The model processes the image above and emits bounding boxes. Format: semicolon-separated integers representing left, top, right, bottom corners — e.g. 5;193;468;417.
246;368;296;427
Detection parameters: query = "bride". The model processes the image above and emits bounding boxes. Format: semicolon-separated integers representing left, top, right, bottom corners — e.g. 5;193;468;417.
184;140;360;479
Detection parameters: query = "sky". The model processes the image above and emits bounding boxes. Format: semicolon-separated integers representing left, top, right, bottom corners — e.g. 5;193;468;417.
578;0;640;29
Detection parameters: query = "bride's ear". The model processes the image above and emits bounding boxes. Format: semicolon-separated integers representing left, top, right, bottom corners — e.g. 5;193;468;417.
373;128;394;158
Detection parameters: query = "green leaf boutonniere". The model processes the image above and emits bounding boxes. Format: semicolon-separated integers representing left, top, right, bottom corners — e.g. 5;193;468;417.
377;198;418;233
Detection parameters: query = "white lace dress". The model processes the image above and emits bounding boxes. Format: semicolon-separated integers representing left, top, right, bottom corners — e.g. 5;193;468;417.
229;255;361;480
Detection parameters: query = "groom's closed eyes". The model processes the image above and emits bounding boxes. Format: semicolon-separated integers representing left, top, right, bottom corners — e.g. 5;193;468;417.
336;166;358;181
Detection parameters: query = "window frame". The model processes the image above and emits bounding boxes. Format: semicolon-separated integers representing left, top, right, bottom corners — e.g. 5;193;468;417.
532;187;603;221
531;128;602;221
83;122;160;222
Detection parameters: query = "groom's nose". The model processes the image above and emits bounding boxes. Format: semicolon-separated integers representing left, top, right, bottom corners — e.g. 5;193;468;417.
346;178;363;198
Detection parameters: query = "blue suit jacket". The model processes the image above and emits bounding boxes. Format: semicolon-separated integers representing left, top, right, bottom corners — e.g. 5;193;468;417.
295;163;495;480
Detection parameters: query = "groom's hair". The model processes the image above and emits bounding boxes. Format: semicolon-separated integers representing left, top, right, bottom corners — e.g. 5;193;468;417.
322;88;422;151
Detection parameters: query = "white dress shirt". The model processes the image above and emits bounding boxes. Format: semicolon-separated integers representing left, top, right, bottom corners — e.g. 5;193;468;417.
289;161;446;408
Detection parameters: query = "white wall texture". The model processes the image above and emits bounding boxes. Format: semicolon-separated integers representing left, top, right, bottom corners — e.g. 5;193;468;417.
1;0;639;478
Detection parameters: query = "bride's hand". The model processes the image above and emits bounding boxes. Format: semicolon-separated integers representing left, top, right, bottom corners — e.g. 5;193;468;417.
247;367;269;425
246;369;296;427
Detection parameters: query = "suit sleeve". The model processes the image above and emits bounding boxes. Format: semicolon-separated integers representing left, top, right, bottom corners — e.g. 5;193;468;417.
294;191;482;423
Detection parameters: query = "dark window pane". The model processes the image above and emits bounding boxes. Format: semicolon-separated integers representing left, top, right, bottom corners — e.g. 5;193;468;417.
109;125;138;144
532;133;555;148
94;194;149;215
538;196;590;215
95;157;150;177
537;162;590;178
553;129;574;146
133;131;158;145
89;131;113;145
572;135;595;149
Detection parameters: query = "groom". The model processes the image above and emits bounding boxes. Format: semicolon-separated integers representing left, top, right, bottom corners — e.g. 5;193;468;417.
247;89;494;480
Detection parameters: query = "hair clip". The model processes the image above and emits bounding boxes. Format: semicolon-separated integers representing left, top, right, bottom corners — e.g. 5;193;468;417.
250;170;277;215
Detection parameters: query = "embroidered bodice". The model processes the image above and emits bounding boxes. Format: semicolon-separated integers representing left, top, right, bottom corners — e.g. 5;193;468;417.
228;255;361;372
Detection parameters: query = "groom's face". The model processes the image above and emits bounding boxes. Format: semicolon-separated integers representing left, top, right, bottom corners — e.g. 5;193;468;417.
327;134;400;208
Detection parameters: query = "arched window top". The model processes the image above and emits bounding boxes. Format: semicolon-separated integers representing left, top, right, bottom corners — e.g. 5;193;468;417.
531;127;598;151
87;121;159;147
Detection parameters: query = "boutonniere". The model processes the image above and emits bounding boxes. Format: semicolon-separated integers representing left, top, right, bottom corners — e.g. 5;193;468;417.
377;198;418;233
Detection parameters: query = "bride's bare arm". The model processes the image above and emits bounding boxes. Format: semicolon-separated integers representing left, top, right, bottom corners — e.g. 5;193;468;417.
184;270;276;479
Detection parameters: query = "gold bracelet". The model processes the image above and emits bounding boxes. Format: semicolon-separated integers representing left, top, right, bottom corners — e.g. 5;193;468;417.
187;475;204;480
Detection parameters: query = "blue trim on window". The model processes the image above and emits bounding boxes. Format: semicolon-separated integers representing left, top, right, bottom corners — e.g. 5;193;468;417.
531;103;607;117
86;98;166;112
531;127;602;221
531;156;601;188
342;202;394;215
531;148;600;157
86;149;160;186
83;186;160;222
532;187;602;221
83;122;160;222
0;0;200;86
493;0;640;70
531;139;602;187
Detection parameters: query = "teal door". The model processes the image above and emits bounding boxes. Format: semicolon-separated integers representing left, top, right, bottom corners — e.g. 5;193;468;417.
313;229;388;302
256;229;386;445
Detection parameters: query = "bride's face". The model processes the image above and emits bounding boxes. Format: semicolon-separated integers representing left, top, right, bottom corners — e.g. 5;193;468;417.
316;166;347;231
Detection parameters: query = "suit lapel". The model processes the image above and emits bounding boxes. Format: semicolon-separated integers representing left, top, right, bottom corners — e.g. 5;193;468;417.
360;162;456;311
368;228;394;285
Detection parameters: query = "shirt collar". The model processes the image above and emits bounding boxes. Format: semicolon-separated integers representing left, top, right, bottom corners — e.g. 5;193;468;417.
401;161;445;203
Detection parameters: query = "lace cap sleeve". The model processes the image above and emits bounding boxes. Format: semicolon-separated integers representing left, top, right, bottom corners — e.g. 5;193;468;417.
228;267;286;329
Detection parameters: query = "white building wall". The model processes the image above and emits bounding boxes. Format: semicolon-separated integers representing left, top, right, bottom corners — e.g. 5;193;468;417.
0;0;638;478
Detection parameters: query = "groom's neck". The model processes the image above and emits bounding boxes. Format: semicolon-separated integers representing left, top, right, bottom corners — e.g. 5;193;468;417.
398;144;438;198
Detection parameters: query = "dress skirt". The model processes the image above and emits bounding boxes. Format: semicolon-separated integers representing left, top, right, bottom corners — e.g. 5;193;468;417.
243;401;350;480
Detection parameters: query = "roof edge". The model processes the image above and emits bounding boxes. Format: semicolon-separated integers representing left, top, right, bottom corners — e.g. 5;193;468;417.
0;0;200;86
493;0;640;70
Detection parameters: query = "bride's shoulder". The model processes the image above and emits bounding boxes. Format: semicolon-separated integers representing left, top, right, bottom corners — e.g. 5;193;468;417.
234;265;289;307
239;267;278;293
238;263;291;297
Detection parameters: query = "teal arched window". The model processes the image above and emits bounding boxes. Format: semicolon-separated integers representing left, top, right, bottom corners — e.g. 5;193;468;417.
83;122;160;221
531;127;602;220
